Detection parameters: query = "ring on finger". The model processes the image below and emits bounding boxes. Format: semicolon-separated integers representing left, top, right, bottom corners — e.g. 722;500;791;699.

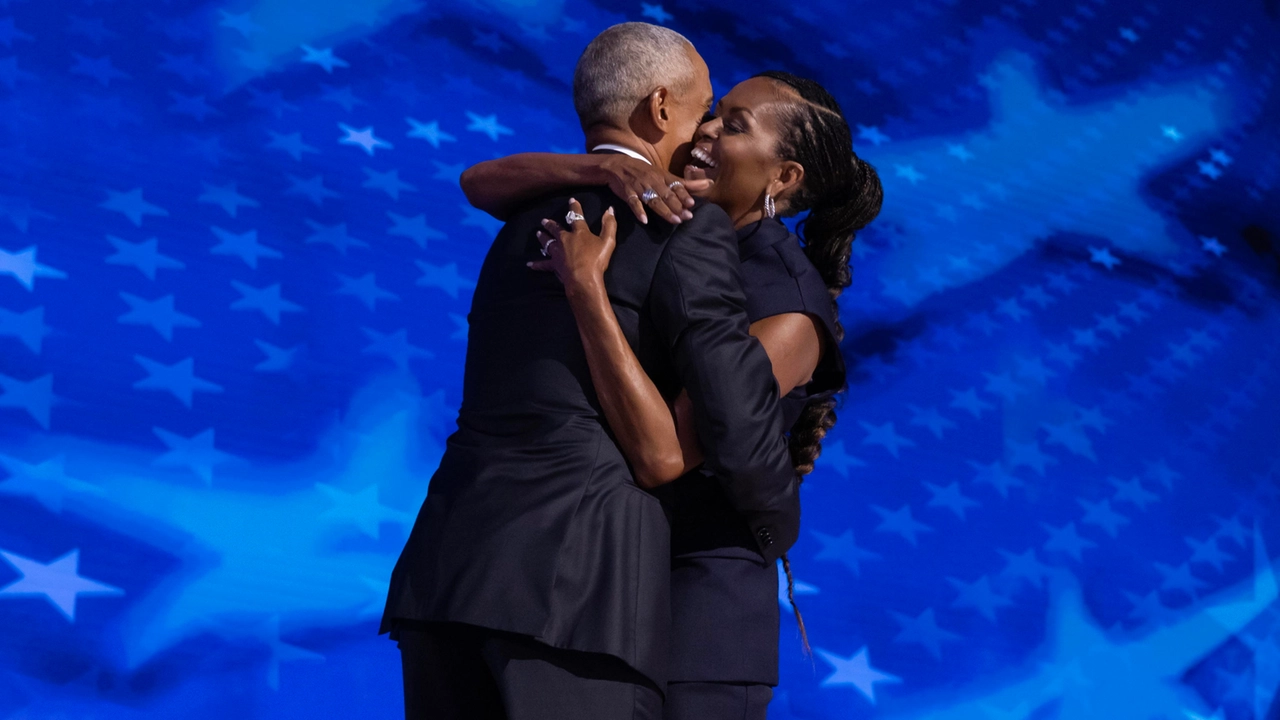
541;237;559;256
641;188;659;203
668;180;683;190
565;210;586;224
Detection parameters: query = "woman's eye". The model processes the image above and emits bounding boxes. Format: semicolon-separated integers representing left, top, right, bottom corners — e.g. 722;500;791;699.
723;121;743;135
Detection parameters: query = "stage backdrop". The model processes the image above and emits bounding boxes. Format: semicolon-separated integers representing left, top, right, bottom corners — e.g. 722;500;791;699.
1;0;1278;717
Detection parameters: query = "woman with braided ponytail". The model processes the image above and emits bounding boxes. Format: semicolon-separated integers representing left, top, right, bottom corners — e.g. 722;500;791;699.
461;71;882;719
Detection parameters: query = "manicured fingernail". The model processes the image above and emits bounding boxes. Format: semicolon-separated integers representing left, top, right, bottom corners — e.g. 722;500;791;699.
541;219;550;226
526;262;534;267
568;198;576;204
606;207;615;216
685;198;695;207
681;210;693;220
640;216;648;224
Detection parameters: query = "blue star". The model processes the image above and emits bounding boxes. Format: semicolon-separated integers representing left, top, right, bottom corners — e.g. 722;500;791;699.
133;355;223;407
159;52;208;83
101;188;168;226
210;227;281;269
1021;284;1055;308
300;45;349;73
406;118;457;148
1078;498;1129;537
1094;313;1128;338
464;112;514;142
336;272;399;311
248;88;298;118
1144;459;1182;490
305;221;367;254
815;646;901;703
1087;246;1120;269
415;261;475;299
893;164;925;185
995;297;1029;322
198;183;259;217
432;161;466;181
1119;27;1139;42
998;546;1054;590
118;292;201;341
460;204;505;236
1116;301;1150;323
0;17;34;47
946;143;974;161
1008;439;1056;476
1122;588;1173;625
0;453;103;512
1110;475;1159;510
362;167;416;200
218;10;262;36
0;306;49;353
949;387;994;418
908;405;956;439
449;313;469;341
640;3;674;23
1200;236;1227;257
230;281;304;324
321;84;366;112
338;123;392;155
948;575;1013;621
856;124;889;146
925;481;980;520
1208;148;1232;165
285;175;340;206
387;212;445;248
153;427;231;485
1161;124;1183;141
254;340;299;373
0;372;55;428
860;421;916;458
891;607;959;659
1;245;66;290
1185;535;1232;573
1014;355;1056;384
1154;562;1207;599
0;195;53;232
266;131;319;161
968;460;1025;498
982;372;1025;403
0;549;123;621
105;236;184;280
168;92;218;121
1042;521;1096;561
316;483;410;539
69;53;129;86
811;529;882;576
472;29;507;53
1197;161;1223;179
362;328;434;369
873;504;934;546
1041;420;1095;460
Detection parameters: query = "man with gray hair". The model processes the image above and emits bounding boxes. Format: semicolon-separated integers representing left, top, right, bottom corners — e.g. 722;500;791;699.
381;22;799;720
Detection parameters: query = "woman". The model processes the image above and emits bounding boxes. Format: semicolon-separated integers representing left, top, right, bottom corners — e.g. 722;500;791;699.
461;72;883;719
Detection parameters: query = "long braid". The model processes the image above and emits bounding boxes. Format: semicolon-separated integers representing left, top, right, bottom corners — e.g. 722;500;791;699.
757;70;884;656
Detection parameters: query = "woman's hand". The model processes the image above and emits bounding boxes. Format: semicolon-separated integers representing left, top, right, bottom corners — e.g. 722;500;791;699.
594;155;710;225
529;199;617;294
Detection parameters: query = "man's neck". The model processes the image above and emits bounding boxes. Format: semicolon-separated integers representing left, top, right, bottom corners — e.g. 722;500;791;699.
584;127;666;170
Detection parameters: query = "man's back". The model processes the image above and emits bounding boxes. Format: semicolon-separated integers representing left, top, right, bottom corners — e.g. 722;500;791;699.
382;187;798;689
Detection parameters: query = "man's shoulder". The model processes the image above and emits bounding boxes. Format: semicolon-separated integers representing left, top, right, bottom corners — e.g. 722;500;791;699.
665;199;735;251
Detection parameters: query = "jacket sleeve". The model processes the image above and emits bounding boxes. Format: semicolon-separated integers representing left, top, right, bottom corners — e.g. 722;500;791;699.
648;203;800;561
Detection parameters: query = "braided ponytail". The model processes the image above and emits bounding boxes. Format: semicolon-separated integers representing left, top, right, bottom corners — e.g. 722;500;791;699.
755;71;884;656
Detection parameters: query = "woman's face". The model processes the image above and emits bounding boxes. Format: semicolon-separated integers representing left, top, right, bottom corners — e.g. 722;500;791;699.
682;77;799;226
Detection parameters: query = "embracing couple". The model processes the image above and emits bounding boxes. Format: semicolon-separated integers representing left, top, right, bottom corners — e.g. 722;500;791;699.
381;21;883;720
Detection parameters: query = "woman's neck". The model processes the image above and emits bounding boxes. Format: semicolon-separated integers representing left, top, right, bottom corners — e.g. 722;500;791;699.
729;207;767;230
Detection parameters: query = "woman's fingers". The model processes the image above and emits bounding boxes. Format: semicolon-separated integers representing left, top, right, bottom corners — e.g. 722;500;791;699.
625;192;648;224
666;178;696;209
566;198;588;230
646;193;682;225
599;206;617;245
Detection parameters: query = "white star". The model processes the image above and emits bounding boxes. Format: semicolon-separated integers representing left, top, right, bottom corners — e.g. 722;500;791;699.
464;112;514;142
815;646;901;703
300;45;348;73
0;549;123;621
338;123;392;155
405;118;456;148
0;246;67;290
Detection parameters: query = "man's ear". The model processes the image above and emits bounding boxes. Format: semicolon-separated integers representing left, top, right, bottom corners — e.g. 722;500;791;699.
647;86;671;131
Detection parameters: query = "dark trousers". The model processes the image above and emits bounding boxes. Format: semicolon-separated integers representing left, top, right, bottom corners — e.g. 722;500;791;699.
664;681;772;720
396;621;662;720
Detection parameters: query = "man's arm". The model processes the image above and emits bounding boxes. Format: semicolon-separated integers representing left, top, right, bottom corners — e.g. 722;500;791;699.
648;203;800;561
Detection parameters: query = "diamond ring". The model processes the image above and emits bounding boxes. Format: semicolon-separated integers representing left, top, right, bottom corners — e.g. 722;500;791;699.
565;211;586;224
640;188;659;203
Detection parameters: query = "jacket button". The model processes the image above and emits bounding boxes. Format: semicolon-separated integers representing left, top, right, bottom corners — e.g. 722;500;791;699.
757;527;773;547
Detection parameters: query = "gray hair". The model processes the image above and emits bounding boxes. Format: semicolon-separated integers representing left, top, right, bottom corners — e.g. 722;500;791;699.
573;22;696;130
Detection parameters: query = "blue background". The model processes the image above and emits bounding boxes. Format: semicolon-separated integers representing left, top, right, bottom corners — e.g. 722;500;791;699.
1;0;1278;718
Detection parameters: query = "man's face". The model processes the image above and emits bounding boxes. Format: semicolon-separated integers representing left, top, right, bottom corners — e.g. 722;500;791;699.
663;45;714;175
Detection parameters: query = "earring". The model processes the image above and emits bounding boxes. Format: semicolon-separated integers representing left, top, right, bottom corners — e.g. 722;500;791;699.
764;193;776;219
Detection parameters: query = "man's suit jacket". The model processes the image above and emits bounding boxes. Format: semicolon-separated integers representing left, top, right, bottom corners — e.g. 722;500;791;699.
381;185;799;688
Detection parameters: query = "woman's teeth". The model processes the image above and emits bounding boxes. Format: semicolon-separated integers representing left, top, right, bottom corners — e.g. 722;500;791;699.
691;147;716;168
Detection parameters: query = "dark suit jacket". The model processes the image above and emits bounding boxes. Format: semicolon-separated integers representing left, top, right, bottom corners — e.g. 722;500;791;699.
381;184;800;689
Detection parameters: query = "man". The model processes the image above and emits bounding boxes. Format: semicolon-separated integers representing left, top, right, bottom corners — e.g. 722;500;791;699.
381;23;799;720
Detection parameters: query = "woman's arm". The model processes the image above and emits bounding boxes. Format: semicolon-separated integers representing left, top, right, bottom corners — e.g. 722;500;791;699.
460;153;703;224
534;201;824;488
